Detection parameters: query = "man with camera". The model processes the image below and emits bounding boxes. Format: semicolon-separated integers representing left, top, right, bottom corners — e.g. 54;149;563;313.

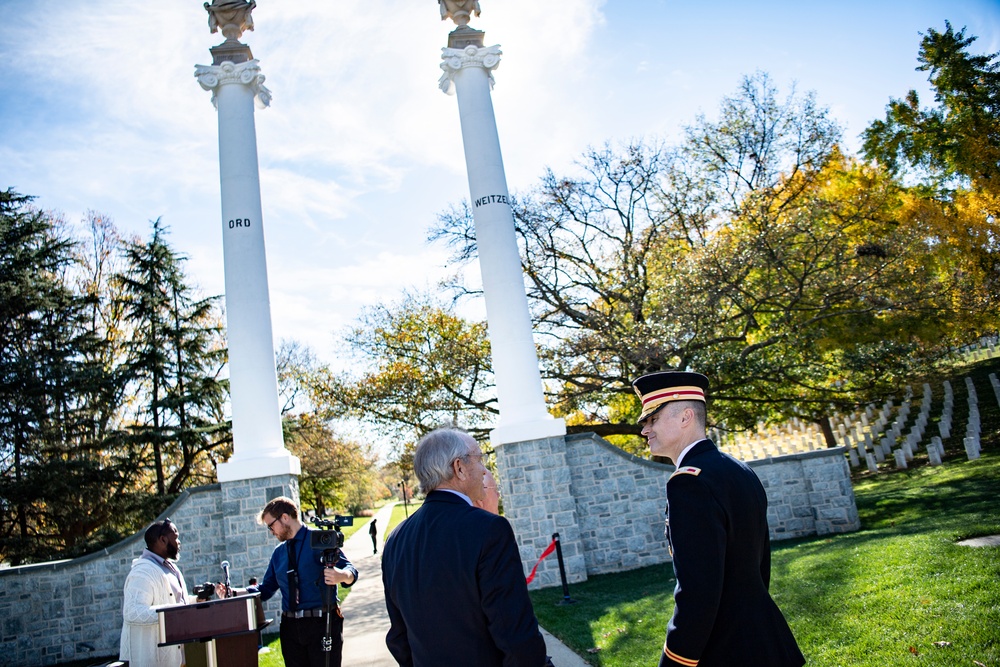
247;496;359;667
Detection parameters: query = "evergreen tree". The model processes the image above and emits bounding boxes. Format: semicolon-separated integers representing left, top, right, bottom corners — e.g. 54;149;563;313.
0;190;124;563
114;219;230;497
863;22;1000;199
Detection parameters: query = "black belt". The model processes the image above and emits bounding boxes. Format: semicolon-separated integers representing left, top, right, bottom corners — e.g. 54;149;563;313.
282;609;324;618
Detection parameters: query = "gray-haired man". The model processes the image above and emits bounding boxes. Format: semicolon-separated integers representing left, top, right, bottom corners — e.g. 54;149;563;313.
381;427;547;666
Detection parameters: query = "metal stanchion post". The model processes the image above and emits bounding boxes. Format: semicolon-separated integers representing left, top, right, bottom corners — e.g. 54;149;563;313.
553;533;576;605
399;482;410;517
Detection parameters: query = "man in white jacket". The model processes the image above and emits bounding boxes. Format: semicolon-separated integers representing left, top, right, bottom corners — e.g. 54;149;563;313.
119;518;196;666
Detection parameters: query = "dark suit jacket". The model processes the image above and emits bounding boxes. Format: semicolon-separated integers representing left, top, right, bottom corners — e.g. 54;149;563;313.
382;490;547;667
660;440;805;667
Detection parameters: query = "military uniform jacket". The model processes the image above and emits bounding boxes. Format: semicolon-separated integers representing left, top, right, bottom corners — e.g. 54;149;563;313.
660;440;805;667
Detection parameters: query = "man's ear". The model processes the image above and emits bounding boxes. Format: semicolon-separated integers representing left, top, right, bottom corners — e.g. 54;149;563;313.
451;456;465;480
678;406;692;427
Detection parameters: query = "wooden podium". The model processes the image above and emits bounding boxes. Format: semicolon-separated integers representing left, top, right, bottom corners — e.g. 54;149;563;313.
157;593;269;667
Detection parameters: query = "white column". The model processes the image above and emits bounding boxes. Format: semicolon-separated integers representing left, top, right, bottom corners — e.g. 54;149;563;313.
441;42;565;445
196;59;300;481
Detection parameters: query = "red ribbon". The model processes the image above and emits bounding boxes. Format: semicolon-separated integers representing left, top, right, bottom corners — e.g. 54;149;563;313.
525;538;557;585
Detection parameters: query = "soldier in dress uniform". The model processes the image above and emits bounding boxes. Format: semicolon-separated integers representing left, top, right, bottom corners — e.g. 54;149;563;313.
633;371;805;667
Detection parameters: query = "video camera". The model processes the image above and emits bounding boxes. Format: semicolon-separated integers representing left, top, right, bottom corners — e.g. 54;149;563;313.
310;515;353;566
193;582;215;601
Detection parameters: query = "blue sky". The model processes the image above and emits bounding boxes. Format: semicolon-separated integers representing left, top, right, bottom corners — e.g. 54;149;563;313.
1;0;998;367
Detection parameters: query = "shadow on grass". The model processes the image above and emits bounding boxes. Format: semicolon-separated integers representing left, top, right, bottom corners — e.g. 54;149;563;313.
531;563;677;666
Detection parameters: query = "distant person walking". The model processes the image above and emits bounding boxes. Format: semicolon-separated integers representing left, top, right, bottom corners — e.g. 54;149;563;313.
369;518;379;554
633;371;805;667
381;427;547;666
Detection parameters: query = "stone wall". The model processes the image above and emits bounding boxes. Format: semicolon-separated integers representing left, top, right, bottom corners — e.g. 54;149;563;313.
0;474;297;667
497;433;860;590
0;435;860;664
754;447;861;538
494;435;588;588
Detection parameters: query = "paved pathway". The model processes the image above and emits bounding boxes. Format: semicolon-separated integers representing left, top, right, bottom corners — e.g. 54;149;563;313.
339;503;588;667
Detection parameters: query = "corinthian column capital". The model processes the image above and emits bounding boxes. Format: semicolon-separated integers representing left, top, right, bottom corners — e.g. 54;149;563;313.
195;59;272;110
439;44;502;95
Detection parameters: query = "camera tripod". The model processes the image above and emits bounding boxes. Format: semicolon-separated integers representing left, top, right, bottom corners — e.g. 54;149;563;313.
319;547;342;667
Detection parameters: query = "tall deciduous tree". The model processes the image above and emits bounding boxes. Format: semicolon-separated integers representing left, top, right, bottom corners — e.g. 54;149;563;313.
310;291;496;445
429;73;995;445
862;23;1000;334
275;341;388;516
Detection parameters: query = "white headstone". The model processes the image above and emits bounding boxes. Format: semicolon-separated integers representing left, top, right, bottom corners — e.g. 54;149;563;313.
964;437;980;461
894;449;908;469
901;441;914;461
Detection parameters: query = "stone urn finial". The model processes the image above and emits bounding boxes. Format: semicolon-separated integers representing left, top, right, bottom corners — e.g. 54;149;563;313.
205;0;256;42
439;0;482;27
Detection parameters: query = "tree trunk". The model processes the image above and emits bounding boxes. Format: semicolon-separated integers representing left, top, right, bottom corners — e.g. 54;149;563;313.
818;416;838;448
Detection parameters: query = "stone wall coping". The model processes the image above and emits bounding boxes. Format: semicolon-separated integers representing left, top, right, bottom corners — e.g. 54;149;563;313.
565;432;675;471
745;446;848;466
0;483;222;577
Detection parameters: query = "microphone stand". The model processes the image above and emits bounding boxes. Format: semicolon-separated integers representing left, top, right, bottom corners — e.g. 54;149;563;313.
221;560;232;599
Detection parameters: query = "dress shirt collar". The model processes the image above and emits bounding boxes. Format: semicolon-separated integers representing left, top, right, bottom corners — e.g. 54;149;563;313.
141;548;173;568
675;438;708;468
436;488;473;505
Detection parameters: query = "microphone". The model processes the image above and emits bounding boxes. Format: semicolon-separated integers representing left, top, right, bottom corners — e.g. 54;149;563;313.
221;560;232;598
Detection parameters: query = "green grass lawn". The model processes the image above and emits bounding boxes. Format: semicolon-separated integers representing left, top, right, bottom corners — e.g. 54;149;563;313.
259;635;284;667
531;450;1000;666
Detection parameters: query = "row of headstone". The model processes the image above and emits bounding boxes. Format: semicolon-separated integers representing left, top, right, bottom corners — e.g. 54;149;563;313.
860;377;967;471
859;398;899;472
890;375;986;468
964;376;981;460
938;381;953;439
718;370;993;466
884;388;918;470
957;335;1000;363
714;416;828;460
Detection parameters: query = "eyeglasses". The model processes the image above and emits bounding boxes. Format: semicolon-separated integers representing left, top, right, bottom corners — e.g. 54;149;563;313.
159;518;173;538
266;515;282;534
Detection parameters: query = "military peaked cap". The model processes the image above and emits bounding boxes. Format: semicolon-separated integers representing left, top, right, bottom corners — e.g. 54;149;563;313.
632;371;709;423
